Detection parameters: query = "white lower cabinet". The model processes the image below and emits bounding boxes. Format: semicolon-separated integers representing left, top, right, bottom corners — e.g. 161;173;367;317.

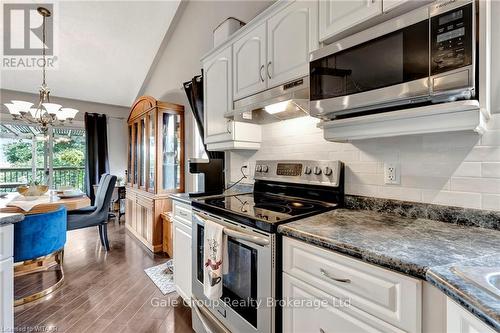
283;273;405;333
172;201;192;304
283;237;422;333
0;224;13;332
447;298;496;333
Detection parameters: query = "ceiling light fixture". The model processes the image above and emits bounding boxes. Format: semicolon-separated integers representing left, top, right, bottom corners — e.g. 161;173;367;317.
3;7;78;134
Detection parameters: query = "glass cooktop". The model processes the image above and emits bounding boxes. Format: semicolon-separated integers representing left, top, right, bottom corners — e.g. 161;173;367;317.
192;192;337;232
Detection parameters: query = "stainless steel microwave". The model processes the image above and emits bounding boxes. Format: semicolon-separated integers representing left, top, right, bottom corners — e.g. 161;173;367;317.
309;0;477;120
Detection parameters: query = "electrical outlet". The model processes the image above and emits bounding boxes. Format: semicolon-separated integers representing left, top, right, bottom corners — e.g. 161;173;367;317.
384;163;400;185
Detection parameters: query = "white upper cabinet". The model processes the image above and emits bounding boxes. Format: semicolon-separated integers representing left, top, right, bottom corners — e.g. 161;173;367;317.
319;0;383;42
267;0;318;87
233;23;267;100
203;46;233;143
383;0;410;12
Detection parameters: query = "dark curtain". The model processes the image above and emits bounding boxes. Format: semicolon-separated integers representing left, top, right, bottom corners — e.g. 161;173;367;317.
183;73;225;160
84;113;109;203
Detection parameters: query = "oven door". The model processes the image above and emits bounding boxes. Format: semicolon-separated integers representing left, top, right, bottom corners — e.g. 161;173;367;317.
309;5;430;119
192;210;275;333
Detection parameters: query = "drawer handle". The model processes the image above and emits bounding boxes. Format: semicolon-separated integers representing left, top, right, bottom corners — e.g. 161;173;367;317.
320;268;351;283
179;211;188;217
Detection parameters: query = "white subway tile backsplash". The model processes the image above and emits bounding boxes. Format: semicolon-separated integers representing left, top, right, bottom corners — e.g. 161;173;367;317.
466;147;500;162
229;114;500;211
401;175;450;190
378;186;422;202
347;162;381;174
482;194;500;210
481;162;500;178
481;130;500;146
421;190;482;209
453;162;482;177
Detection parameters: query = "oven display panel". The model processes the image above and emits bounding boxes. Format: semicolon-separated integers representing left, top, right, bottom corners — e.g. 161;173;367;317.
277;163;302;176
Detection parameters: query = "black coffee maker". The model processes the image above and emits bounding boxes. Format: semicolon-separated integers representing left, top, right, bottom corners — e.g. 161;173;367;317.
188;158;224;197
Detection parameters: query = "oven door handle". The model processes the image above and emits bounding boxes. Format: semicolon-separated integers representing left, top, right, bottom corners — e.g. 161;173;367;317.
223;227;270;246
192;302;215;333
194;213;270;246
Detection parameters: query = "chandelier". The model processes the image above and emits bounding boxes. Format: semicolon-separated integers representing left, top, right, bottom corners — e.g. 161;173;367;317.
3;7;78;134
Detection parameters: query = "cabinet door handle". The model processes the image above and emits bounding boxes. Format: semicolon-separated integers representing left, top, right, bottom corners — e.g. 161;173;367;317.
259;64;265;82
320;329;326;333
320;268;351;283
267;61;272;79
226;120;232;134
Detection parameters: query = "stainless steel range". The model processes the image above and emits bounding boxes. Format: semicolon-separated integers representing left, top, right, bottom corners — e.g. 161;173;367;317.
191;160;344;333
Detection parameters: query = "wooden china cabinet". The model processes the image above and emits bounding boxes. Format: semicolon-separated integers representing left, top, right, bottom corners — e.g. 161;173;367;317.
125;96;184;253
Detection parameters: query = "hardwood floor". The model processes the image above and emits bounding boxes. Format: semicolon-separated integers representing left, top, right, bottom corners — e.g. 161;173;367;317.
14;221;193;333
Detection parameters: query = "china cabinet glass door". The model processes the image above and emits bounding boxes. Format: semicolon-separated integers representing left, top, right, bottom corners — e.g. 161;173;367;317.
148;112;156;192
133;122;138;185
140;118;146;188
127;125;132;184
160;111;182;192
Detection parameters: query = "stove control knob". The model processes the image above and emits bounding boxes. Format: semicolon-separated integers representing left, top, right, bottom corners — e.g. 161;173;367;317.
256;165;262;172
262;165;269;173
304;166;312;175
324;167;333;176
313;166;322;175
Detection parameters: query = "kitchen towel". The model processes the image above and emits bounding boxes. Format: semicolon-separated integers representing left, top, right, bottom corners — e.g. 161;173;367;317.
203;218;228;300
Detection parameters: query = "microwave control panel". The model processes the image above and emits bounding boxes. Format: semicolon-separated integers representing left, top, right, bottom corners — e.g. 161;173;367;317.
430;3;473;75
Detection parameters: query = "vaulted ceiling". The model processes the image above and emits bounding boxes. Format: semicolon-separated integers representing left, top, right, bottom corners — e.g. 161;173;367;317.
1;1;181;107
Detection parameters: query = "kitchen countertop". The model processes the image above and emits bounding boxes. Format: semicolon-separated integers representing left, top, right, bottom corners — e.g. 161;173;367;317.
0;212;24;225
169;193;193;205
278;209;500;331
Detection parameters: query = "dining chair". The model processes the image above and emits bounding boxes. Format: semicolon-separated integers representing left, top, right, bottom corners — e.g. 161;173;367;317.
68;173;109;214
67;175;117;251
13;205;67;306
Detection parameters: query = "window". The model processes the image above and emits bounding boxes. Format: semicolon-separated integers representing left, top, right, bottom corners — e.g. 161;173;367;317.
0;123;86;192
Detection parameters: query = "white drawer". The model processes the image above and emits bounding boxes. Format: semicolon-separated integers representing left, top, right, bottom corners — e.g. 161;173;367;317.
0;224;13;261
173;201;192;226
0;257;13;330
283;237;421;333
283;273;405;333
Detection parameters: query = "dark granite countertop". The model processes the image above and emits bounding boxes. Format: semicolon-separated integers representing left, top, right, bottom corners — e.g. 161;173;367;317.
0;212;24;225
278;209;500;331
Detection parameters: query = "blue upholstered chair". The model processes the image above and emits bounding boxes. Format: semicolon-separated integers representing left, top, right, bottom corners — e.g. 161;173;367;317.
67;175;117;251
13;205;67;306
14;205;67;263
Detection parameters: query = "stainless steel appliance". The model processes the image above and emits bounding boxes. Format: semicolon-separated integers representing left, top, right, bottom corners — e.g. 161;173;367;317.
232;77;310;121
191;160;344;333
310;0;477;120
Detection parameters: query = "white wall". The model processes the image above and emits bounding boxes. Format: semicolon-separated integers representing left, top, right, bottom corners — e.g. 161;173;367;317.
229;114;500;211
0;89;129;179
140;0;273;192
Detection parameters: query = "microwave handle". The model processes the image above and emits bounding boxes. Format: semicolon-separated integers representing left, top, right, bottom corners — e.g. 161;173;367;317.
194;213;270;246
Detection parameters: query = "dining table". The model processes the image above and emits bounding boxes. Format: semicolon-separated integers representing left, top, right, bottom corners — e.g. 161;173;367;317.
0;192;91;215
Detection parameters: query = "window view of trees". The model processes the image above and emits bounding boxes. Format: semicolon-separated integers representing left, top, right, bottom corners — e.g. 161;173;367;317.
2;137;85;167
0;126;86;191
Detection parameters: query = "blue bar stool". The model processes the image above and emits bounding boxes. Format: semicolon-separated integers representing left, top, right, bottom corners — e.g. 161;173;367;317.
13;205;67;306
